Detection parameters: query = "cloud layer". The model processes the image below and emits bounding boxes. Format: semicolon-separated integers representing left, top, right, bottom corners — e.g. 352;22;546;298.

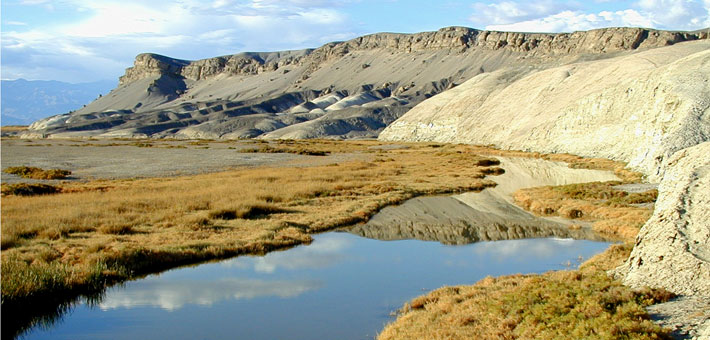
2;0;358;82
472;0;710;32
2;0;708;83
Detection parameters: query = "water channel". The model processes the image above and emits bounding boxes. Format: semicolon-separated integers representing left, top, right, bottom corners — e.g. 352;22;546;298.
19;157;620;340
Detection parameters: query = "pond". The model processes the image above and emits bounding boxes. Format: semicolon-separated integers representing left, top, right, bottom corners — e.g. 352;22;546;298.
17;156;620;339
21;233;609;340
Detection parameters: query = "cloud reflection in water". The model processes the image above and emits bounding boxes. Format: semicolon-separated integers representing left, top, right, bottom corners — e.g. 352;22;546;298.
222;234;353;273
98;235;352;311
99;278;322;311
471;238;576;259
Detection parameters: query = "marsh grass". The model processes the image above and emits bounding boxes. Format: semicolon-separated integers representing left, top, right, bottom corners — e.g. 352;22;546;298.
239;144;329;156
513;181;656;240
1;141;500;314
379;147;666;340
1;183;61;196
379;244;673;340
3;166;71;180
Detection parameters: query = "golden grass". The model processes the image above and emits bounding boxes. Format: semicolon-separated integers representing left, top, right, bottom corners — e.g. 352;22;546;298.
513;182;656;240
378;148;666;340
1;141;501;307
378;243;673;340
239;144;329;156
0;125;28;133
1;183;62;196
3;166;71;180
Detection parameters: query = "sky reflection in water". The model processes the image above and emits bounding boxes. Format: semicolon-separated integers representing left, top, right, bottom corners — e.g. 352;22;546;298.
24;232;609;340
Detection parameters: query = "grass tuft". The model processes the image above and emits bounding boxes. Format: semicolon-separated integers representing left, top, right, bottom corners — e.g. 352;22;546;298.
3;166;71;180
513;181;656;240
1;183;62;196
239;145;329;156
208;203;291;220
380;246;672;340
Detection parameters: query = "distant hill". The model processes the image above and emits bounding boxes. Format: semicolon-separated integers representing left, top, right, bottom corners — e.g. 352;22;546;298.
1;79;115;126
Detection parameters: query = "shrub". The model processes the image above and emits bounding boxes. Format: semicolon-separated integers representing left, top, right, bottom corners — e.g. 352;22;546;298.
1;183;61;196
3;166;71;180
208;204;291;220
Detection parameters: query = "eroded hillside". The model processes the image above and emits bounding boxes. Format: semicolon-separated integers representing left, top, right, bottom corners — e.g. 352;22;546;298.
24;27;707;139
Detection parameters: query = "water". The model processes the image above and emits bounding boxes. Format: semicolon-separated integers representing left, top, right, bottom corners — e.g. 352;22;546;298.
17;156;620;339
22;233;609;340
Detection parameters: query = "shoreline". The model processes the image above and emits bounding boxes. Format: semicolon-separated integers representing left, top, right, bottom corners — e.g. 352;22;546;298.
1;138;668;339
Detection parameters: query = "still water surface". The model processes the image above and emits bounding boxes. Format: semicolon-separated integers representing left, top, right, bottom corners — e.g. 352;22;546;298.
24;233;609;340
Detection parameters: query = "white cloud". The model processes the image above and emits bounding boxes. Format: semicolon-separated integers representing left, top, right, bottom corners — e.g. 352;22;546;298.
635;0;710;30
473;0;710;32
486;9;654;32
222;234;351;274
470;0;578;26
1;0;359;82
99;278;322;311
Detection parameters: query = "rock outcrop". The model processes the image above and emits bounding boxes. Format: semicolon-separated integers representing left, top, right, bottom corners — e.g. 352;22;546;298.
24;27;708;140
378;32;710;333
380;40;710;182
615;142;710;297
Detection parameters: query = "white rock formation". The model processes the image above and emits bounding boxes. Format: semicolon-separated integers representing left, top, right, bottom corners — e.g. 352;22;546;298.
616;142;710;297
380;41;710;182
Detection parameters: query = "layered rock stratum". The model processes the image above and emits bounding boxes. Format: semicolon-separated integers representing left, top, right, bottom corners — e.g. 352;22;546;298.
24;27;708;140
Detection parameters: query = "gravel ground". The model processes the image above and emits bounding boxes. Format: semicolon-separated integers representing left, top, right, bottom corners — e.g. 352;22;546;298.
647;297;710;340
1;139;367;183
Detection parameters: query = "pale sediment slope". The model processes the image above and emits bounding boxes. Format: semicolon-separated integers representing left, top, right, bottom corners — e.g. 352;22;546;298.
380;41;710;182
24;27;708;140
379;37;710;321
615;142;710;297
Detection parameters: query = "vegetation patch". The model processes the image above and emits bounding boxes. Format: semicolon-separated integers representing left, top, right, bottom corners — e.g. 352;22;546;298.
513;181;657;240
239;144;329;156
1;140;502;333
379;243;673;340
1;183;62;196
3;166;71;180
208;203;291;220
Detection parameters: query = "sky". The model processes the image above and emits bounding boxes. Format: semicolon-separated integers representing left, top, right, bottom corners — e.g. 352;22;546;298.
2;0;709;83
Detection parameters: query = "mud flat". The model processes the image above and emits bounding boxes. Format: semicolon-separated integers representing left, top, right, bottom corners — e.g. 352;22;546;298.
0;139;367;183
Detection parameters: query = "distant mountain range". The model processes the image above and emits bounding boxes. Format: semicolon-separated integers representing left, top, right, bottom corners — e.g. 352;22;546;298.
1;79;115;126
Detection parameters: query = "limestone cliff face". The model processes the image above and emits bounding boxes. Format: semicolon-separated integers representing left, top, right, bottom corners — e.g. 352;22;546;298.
118;27;708;86
615;142;710;297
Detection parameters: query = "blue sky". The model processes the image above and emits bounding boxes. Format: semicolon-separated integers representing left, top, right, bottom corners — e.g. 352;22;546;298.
2;0;709;83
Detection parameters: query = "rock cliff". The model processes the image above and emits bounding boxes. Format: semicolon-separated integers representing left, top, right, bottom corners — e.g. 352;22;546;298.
24;27;708;140
615;142;710;297
379;32;710;332
379;40;710;182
